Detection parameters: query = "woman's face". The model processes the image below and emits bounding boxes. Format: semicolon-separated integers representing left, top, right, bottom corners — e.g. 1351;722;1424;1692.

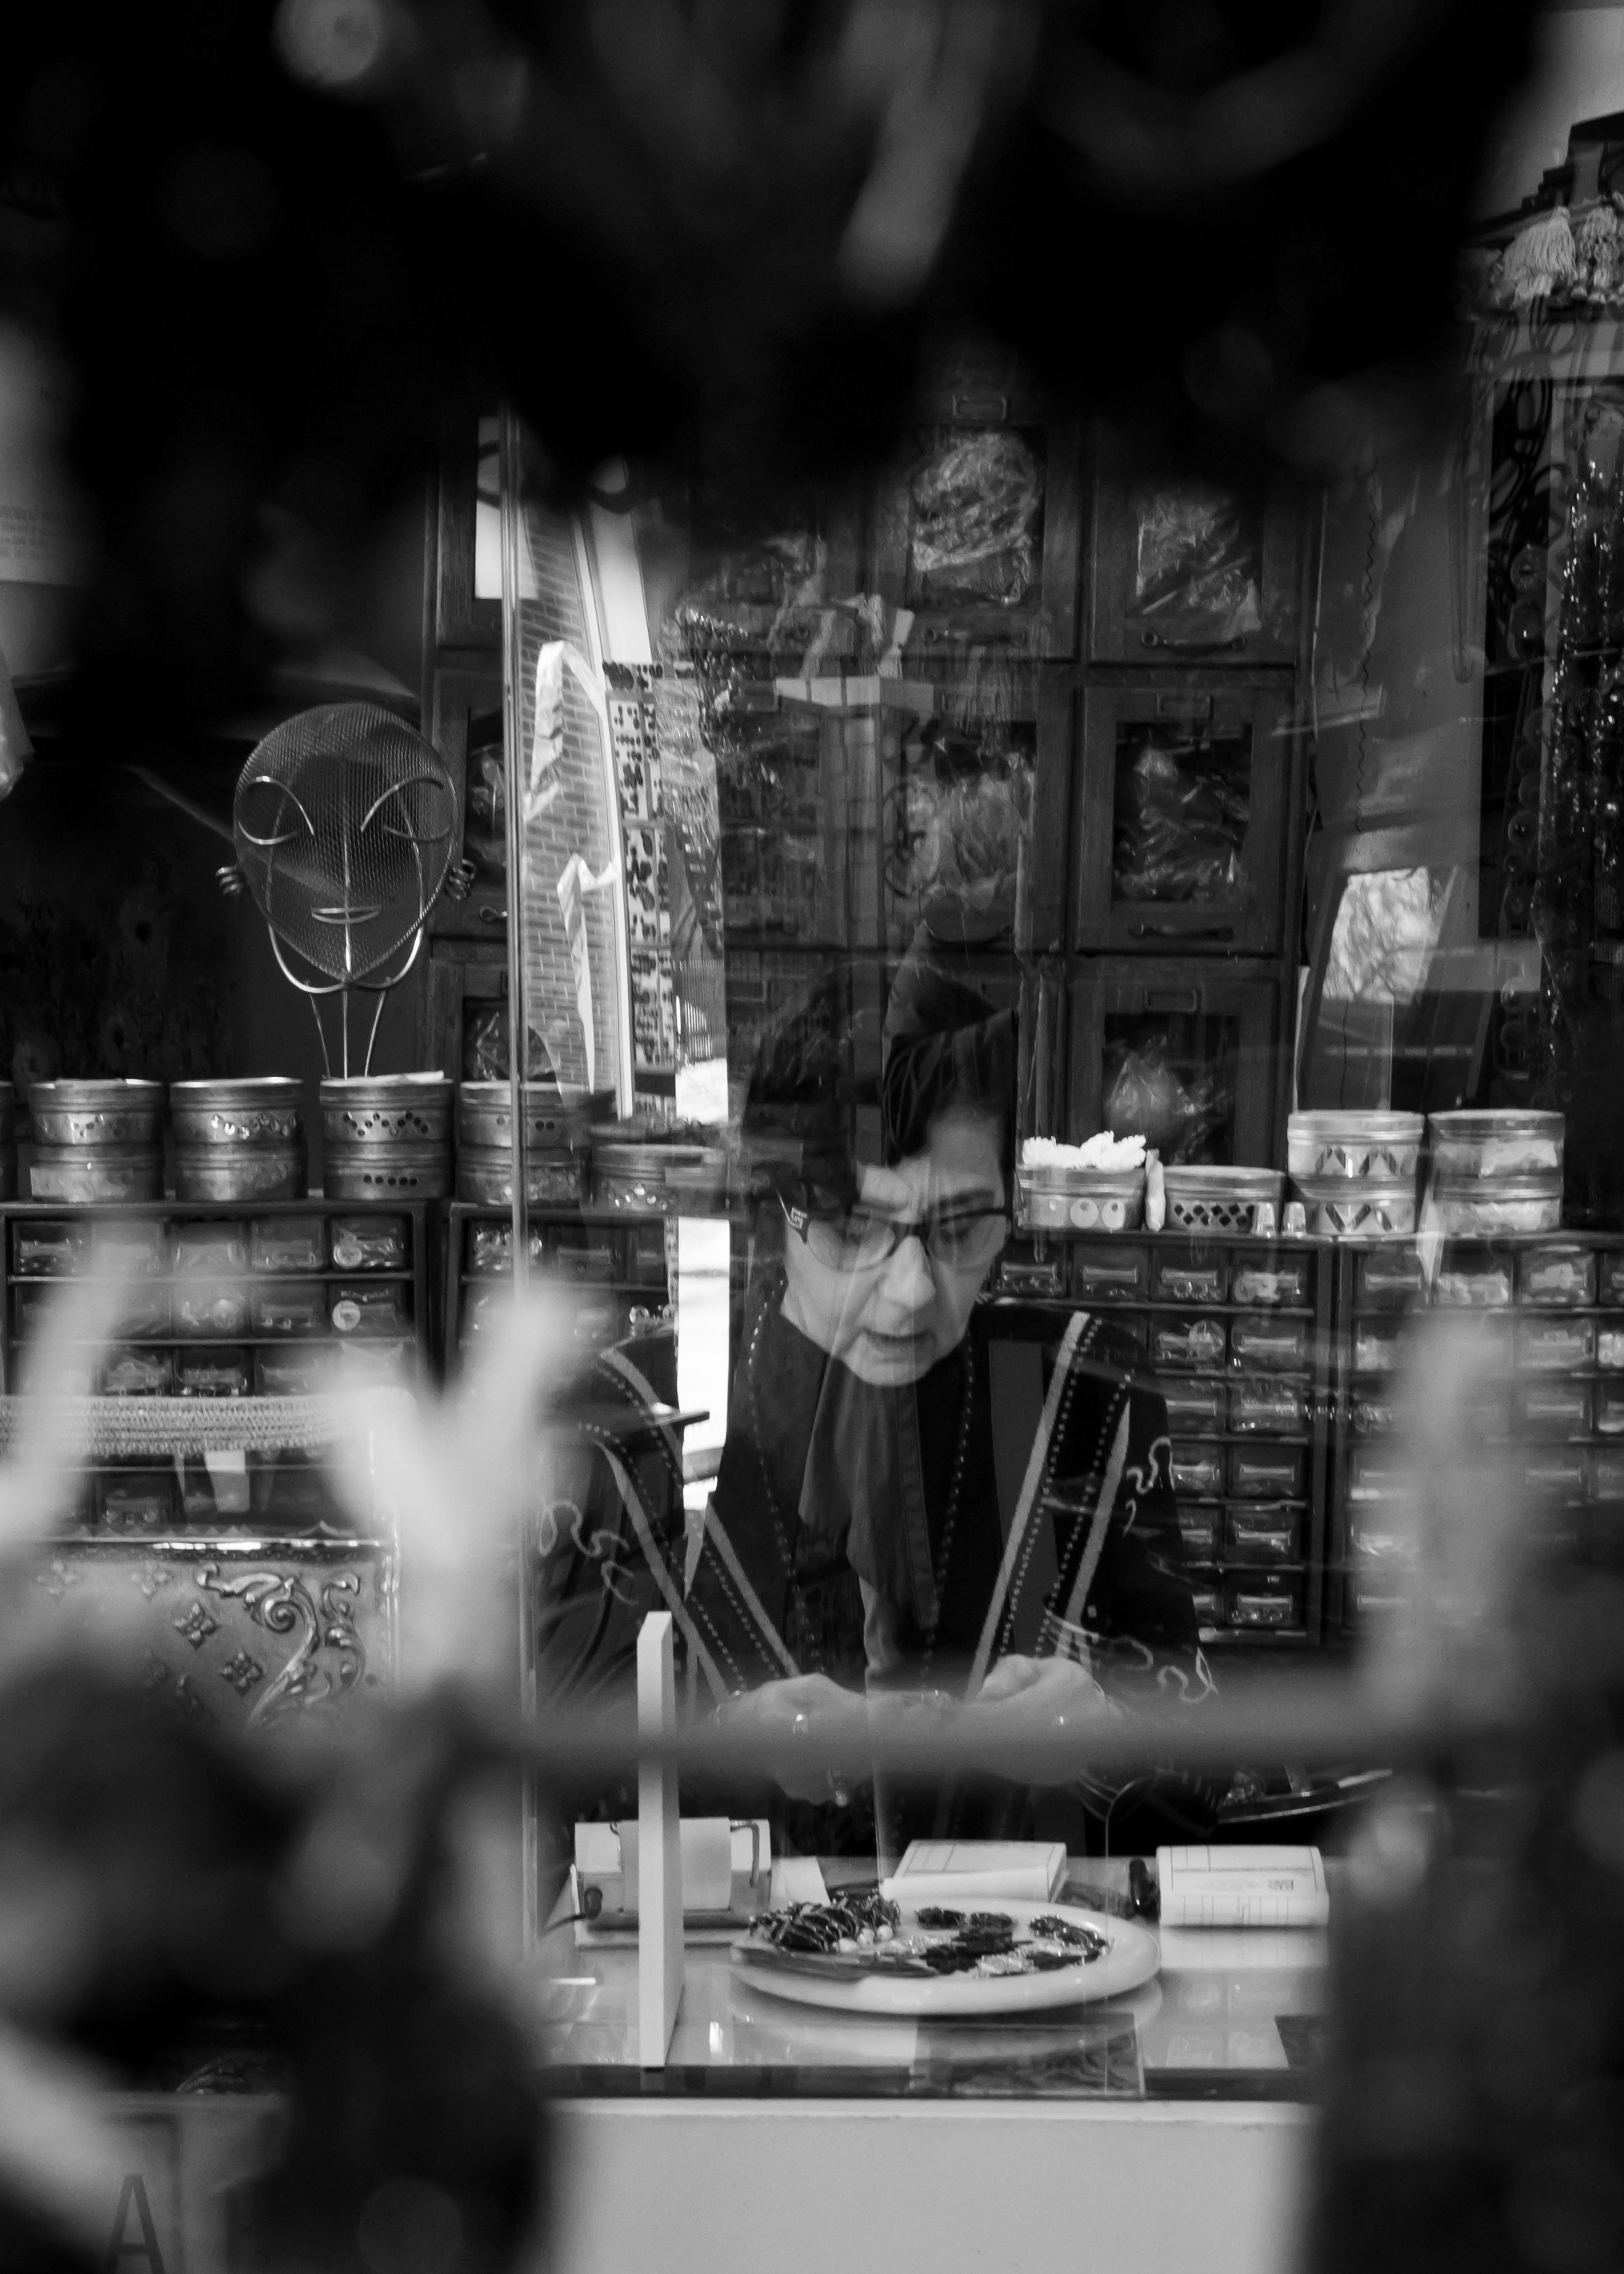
780;1108;1007;1386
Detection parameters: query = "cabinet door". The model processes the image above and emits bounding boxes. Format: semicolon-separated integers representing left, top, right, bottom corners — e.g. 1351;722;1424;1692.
1073;678;1295;957
1087;431;1302;665
423;942;509;1080
1067;959;1283;1166
871;387;1081;660
871;665;1073;957
428;665;507;940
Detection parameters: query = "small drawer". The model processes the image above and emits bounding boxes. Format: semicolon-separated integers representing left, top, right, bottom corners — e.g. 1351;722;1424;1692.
997;1246;1067;1299
251;1216;327;1273
1350;1391;1397;1436
1347;1444;1405;1502
1151;1315;1227;1371
1520;1244;1597;1307
1229;1378;1307;1434
101;1348;174;1397
1597;1380;1624;1435
462;1283;510;1337
550;1241;623;1288
467;1219;514;1276
172;1222;248;1274
1151;1255;1227;1304
18;1280;169;1340
249;1449;330;1530
330;1283;408;1337
256;1348;327;1396
330;1215;410;1271
1349;1519;1411;1570
1518;1448;1587;1501
97;1468;174;1535
1176;1507;1222;1561
1170;1443;1224;1497
623;1224;670;1289
1228;1444;1305;1499
1596;1321;1624;1371
250;1281;328;1337
177;1449;253;1525
1434;1255;1513;1308
1162;1378;1225;1433
1225;1576;1301;1630
1519;1380;1591;1438
1588;1447;1624;1502
1355;1246;1425;1306
565;1292;624;1346
1229;1315;1310;1373
1189;1580;1226;1627
13;1221;88;1277
1518;1317;1595;1373
92;1223;172;1278
1352;1321;1403;1375
336;1339;413;1386
1230;1254;1310;1308
1224;1504;1301;1565
1600;1253;1624;1305
175;1347;251;1398
94;1282;170;1341
1073;1243;1150;1301
172;1283;248;1339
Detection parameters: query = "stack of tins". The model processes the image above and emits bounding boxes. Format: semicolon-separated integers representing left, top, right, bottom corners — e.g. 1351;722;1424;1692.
455;1083;595;1206
28;1080;164;1201
320;1074;453;1199
169;1079;306;1200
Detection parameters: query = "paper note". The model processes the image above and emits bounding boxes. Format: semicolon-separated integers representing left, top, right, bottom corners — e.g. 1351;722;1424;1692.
1156;1844;1330;1928
881;1839;1067;1905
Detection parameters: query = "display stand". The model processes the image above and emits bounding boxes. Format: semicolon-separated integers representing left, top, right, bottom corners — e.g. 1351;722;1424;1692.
637;1611;684;2067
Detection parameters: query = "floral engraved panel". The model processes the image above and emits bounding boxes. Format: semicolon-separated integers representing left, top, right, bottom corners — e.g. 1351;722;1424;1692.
198;1564;366;1726
218;1649;264;1698
173;1601;218;1650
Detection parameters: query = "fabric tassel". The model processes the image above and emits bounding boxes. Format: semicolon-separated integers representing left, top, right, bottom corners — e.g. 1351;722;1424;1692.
1496;207;1578;303
1575;201;1622;299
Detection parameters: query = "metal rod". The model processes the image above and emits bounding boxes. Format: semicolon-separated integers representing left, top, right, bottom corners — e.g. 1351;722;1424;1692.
499;405;529;1299
361;984;388;1077
306;992;332;1078
365;1675;1524;1794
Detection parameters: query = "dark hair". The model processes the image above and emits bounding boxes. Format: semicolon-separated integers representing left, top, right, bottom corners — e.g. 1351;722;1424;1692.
740;952;1016;1207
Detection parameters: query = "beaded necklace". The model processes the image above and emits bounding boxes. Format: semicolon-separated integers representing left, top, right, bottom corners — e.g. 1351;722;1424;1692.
742;1287;979;1671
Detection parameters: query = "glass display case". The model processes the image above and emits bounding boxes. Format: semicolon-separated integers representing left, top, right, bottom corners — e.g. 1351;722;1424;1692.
1086;431;1302;665
1072;680;1298;957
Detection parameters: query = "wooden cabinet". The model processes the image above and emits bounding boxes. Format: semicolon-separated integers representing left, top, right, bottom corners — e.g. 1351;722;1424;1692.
1067;958;1285;1167
1086;432;1303;666
870;367;1082;661
1071;677;1298;958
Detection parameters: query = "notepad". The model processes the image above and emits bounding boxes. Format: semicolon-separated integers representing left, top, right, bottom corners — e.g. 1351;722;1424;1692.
1156;1844;1329;1928
880;1840;1068;1906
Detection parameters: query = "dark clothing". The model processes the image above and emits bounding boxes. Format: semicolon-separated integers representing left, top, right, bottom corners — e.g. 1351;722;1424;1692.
682;1279;1213;1718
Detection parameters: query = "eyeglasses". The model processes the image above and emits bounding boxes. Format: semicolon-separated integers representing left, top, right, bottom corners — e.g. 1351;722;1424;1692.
781;1196;1007;1274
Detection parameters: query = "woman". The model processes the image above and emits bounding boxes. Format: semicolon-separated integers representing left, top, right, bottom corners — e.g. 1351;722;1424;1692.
680;962;1216;1850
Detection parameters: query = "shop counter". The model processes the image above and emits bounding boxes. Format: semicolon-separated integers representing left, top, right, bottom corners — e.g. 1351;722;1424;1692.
538;1858;1325;2274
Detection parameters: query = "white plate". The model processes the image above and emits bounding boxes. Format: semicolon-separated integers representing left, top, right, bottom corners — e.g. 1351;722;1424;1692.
731;1898;1160;2019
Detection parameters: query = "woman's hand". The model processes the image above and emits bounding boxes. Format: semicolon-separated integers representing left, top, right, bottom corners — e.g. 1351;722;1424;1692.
715;1674;870;1803
967;1655;1123;1782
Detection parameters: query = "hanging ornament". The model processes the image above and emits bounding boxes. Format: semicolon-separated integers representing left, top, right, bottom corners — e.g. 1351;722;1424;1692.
1495;207;1578;304
1575;202;1623;299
